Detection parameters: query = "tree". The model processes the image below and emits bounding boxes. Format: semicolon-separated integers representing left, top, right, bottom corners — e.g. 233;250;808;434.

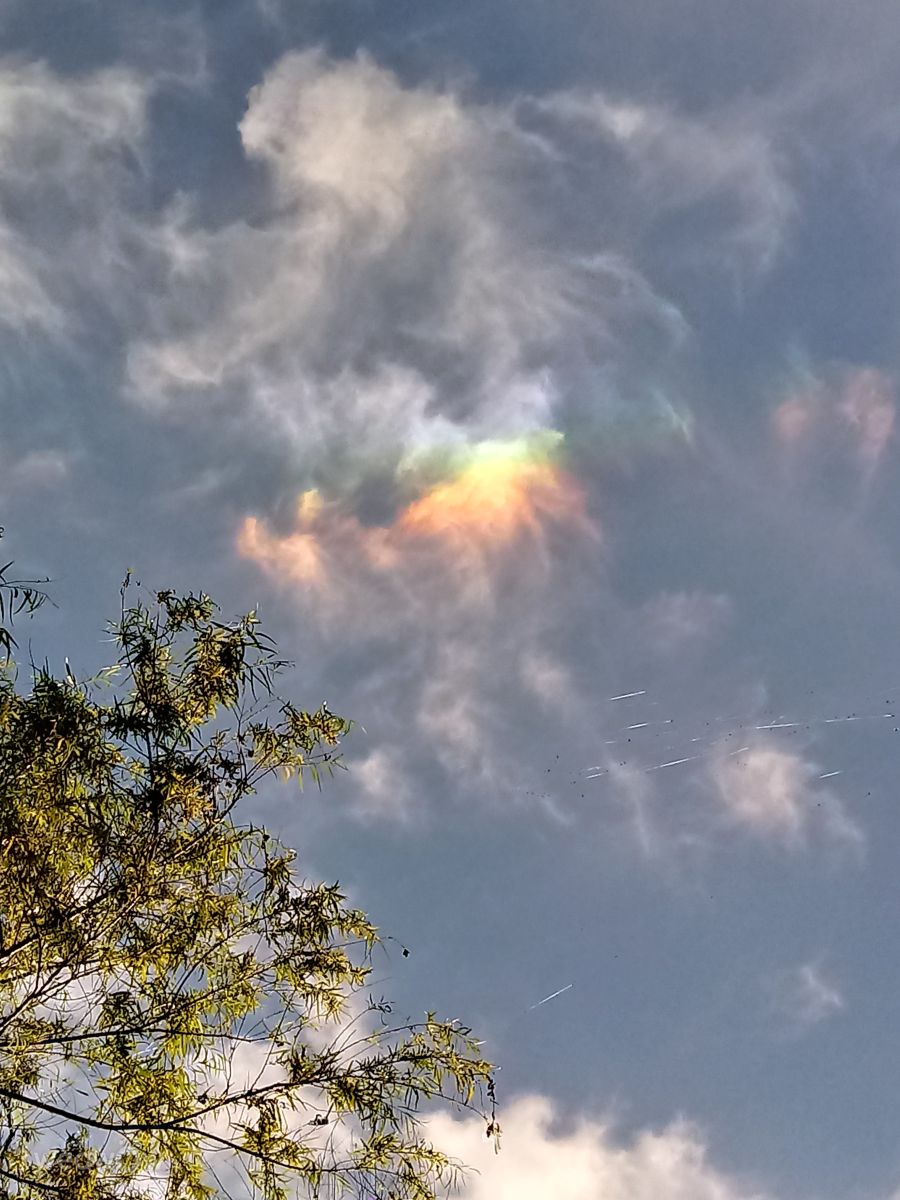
0;529;49;656
0;579;498;1199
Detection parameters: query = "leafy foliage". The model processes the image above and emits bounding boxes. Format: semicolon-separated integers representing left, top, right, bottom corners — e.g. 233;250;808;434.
0;530;49;656
0;580;497;1199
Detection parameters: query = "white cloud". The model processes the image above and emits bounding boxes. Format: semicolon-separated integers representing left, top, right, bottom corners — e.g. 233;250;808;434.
583;728;864;868
429;1096;773;1200
348;745;417;824
706;743;863;851
126;49;686;473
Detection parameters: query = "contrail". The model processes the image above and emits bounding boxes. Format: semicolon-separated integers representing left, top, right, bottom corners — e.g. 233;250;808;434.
822;714;893;724
528;983;574;1010
818;770;842;780
754;714;894;730
645;755;699;772
608;690;646;702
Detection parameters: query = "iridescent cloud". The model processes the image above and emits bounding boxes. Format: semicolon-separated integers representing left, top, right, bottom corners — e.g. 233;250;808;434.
236;435;598;615
771;365;895;473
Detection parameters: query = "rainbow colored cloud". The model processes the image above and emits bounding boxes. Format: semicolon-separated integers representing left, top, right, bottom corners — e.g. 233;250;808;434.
237;433;598;606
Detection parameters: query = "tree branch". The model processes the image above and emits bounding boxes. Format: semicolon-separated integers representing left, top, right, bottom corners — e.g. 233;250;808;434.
0;1163;62;1194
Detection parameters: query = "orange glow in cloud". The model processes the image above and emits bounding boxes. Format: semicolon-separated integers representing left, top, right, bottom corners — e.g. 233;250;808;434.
237;491;328;586
398;454;589;547
236;440;597;600
237;489;397;588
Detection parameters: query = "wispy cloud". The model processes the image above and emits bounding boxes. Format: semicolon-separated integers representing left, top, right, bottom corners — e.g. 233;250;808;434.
771;364;896;480
838;368;895;471
0;446;71;495
706;742;864;852
346;746;418;825
640;591;734;655
0;60;148;338
762;960;845;1035
527;88;795;277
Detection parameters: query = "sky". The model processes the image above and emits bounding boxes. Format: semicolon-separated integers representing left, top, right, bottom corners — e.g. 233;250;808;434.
5;1;900;1196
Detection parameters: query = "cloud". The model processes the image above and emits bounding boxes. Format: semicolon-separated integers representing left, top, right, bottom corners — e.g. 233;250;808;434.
762;960;845;1035
527;89;795;276
706;743;863;851
347;746;417;824
771;391;817;448
517;650;578;713
0;48;784;839
640;591;734;654
1;446;70;492
236;434;605;808
838;367;895;470
415;639;508;788
127;52;585;439
236;436;598;630
0;59;148;337
429;1096;773;1200
125;48;693;495
771;365;895;477
583;718;866;867
605;761;667;861
227;395;624;830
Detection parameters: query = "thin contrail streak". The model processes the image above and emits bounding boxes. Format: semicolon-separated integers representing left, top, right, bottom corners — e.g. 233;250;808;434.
756;714;894;730
582;703;893;786
821;714;893;723
608;690;646;701
645;755;699;772
528;983;574;1010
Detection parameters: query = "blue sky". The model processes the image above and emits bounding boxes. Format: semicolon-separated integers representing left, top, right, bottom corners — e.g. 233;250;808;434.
6;1;900;1196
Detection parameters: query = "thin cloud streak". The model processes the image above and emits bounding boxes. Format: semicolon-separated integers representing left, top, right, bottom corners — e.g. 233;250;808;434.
527;983;574;1011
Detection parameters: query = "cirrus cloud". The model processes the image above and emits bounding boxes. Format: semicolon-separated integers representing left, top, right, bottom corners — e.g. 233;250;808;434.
762;960;845;1035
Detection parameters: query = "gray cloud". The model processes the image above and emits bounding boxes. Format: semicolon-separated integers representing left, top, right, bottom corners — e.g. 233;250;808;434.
0;59;148;338
526;89;795;278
